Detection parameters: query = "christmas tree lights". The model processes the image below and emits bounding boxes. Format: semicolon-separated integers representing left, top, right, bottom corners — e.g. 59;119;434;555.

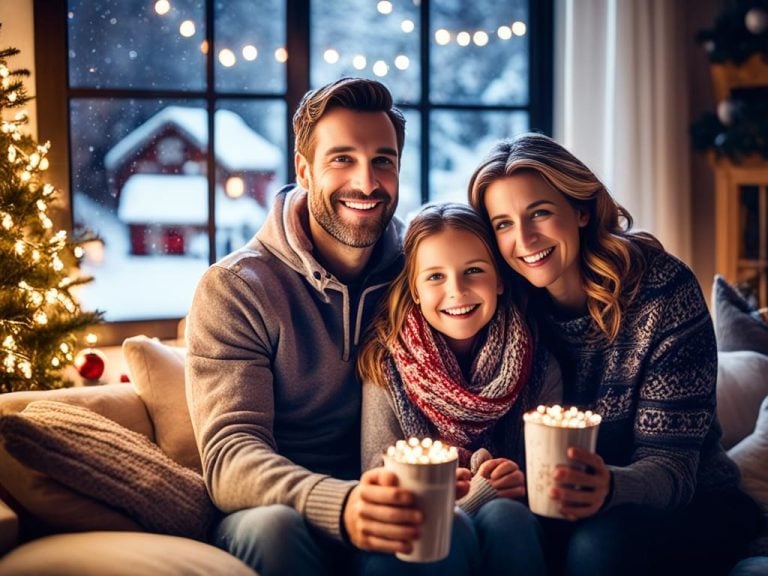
0;30;102;393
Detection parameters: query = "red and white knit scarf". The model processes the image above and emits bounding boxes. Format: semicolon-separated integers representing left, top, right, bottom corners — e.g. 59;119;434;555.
390;303;533;453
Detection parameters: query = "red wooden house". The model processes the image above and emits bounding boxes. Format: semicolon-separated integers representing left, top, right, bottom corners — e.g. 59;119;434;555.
104;106;281;256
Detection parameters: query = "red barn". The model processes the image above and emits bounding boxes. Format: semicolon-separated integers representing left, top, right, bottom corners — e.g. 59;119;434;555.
104;106;281;256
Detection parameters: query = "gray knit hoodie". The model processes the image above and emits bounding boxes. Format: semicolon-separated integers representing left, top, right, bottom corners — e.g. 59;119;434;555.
185;186;403;542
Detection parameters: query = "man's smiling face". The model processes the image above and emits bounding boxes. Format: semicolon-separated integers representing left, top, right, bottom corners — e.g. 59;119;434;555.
297;107;399;249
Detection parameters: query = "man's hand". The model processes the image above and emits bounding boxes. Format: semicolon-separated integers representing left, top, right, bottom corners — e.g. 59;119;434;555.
475;457;526;499
343;468;423;554
549;447;611;521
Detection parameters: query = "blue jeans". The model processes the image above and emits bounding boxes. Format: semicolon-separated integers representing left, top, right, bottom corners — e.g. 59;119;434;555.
539;488;763;576
213;505;475;576
729;556;768;576
213;500;545;576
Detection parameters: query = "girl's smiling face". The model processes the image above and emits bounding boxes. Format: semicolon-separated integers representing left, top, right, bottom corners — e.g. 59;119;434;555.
483;171;589;312
413;227;502;358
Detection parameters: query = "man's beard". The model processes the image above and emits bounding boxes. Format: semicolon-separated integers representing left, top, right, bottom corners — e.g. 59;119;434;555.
308;187;396;248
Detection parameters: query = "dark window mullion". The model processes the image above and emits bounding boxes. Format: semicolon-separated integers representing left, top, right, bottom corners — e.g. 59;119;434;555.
206;0;217;263
529;0;554;135
286;0;310;183
420;0;430;205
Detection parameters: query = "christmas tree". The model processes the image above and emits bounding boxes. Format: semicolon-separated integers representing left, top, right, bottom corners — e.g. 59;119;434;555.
0;30;102;393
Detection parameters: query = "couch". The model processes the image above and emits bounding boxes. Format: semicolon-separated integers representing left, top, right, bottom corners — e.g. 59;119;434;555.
0;336;258;575
0;276;765;575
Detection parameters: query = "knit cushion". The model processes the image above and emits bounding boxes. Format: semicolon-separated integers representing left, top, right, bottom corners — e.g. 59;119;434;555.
712;275;768;354
122;335;201;473
716;351;768;450
0;440;141;537
0;401;216;540
728;396;768;512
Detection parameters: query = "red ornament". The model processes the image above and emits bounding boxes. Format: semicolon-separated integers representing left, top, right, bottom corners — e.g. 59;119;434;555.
74;348;106;381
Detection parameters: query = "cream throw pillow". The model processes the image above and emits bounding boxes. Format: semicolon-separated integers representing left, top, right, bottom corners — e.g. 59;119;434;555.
122;335;201;473
728;395;768;512
716;351;768;450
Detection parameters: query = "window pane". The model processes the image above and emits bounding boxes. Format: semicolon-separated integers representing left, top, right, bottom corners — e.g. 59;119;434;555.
398;110;421;222
71;99;210;322
310;0;420;103
68;0;206;91
214;100;288;256
431;0;529;105
214;1;286;93
429;110;528;204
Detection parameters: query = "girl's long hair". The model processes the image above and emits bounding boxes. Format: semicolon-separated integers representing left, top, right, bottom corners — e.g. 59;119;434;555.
357;202;501;386
468;133;662;342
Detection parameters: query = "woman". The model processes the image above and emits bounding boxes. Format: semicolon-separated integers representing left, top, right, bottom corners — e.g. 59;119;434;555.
358;202;559;575
468;133;763;576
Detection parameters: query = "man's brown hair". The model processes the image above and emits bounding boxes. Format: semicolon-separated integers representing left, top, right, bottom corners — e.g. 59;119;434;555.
293;77;406;163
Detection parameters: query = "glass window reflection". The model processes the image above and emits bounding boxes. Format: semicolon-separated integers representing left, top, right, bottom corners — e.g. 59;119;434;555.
429;110;528;204
431;1;529;105
311;0;420;104
68;0;206;91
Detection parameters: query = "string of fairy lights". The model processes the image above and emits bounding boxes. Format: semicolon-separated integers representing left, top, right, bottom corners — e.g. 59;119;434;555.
152;0;527;77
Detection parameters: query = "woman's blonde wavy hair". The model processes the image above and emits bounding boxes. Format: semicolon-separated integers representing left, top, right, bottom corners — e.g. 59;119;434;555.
468;133;662;342
357;202;501;386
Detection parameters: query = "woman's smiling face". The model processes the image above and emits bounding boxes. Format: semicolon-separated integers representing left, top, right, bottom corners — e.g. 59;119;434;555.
483;171;589;311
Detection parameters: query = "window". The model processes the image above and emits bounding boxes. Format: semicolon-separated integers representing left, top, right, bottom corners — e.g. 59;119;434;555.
34;0;552;343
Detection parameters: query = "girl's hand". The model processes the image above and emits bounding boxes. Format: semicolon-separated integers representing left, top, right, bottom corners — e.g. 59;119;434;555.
550;447;611;520
476;457;526;499
456;467;472;499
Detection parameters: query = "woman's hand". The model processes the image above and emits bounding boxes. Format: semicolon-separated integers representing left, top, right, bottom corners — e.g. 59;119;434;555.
550;447;611;520
476;457;526;499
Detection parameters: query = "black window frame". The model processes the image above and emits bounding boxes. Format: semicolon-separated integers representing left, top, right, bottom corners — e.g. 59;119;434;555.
33;0;553;345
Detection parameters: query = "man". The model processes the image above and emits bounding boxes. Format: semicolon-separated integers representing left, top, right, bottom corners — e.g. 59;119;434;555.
185;78;475;575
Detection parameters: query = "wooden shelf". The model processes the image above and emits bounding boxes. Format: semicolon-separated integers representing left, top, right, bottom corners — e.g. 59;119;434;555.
710;153;768;306
710;53;768;102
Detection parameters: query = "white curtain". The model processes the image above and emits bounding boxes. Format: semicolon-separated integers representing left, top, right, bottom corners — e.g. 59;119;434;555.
554;0;692;263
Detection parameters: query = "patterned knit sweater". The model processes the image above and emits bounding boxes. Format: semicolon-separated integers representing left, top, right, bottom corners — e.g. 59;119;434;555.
538;244;740;511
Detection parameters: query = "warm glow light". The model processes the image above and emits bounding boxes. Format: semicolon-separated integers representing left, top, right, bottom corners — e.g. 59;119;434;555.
86;333;98;346
372;60;389;76
73;245;85;259
324;49;340;64
456;31;471;46
154;0;170;15
242;45;258;60
179;20;196;37
394;54;410;70
401;19;415;33
218;48;236;67
511;21;527;36
275;47;288;63
435;28;451;45
352;55;367;70
377;0;393;14
200;40;209;54
226;176;245;199
473;31;489;46
497;25;512;40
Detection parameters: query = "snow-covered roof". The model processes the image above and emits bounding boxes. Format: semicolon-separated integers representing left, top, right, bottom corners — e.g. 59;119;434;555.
104;106;282;172
117;174;267;227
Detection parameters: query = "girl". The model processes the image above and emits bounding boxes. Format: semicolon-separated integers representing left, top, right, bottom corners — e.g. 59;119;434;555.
468;133;763;576
358;202;559;574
